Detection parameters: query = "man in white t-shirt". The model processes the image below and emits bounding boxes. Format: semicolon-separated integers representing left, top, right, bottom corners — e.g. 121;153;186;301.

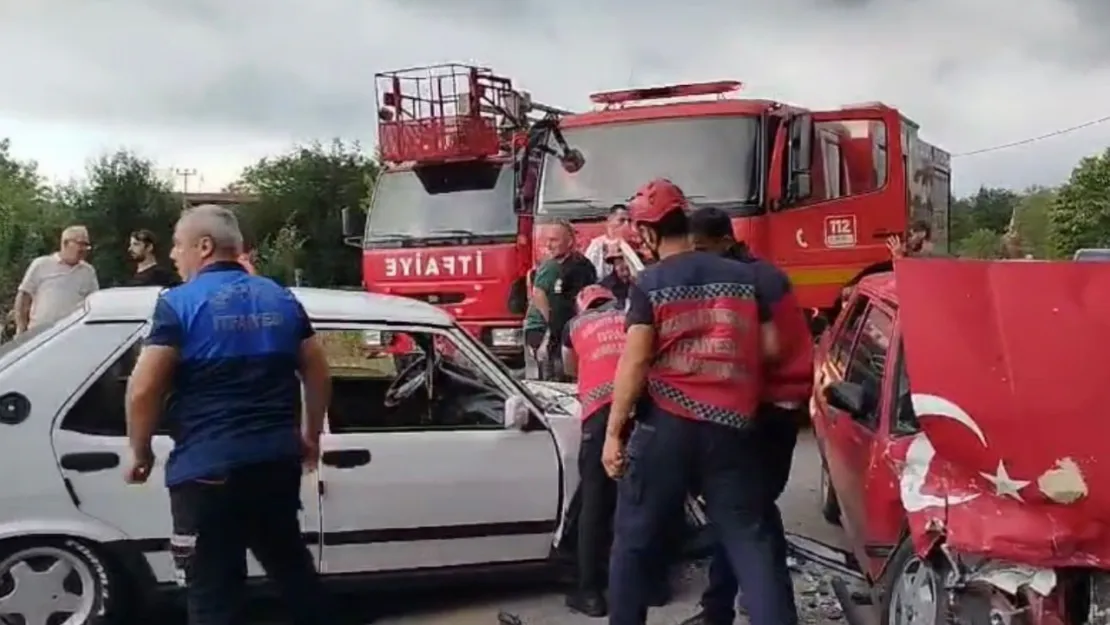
583;204;637;279
15;225;99;333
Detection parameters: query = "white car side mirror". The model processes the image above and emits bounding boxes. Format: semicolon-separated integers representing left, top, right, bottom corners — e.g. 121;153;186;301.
505;395;531;430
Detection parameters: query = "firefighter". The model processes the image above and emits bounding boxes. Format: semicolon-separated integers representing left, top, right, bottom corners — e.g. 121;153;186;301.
684;206;813;625
560;284;622;617
601;179;794;625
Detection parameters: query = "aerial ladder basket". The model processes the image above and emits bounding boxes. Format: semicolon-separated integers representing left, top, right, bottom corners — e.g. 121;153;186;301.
376;64;537;163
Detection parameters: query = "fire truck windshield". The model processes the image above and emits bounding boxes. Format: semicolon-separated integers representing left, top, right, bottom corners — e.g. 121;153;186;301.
364;161;515;246
539;116;760;217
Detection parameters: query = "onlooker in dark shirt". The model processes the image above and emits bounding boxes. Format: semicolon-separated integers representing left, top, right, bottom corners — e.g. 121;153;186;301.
687;205;812;625
127;229;181;287
524;221;597;379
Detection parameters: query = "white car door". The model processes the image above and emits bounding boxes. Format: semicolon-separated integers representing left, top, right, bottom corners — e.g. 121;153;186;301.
315;327;562;574
52;326;323;582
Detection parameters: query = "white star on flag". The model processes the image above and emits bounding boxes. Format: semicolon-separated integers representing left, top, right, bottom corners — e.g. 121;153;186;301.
980;460;1031;501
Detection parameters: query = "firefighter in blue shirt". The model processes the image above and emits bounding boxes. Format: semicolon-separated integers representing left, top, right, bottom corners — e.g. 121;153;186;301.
601;179;796;625
682;206;812;625
124;204;335;625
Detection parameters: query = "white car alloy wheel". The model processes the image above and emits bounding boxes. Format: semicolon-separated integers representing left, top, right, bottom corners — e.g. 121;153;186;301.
0;542;105;625
886;554;941;625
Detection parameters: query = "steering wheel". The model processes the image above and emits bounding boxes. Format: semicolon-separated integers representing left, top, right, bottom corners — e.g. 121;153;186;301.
384;354;430;408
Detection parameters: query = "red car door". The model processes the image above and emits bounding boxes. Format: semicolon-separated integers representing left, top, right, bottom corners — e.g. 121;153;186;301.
821;298;895;551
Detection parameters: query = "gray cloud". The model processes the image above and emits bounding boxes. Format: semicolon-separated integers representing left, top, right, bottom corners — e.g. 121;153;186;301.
1;0;1109;193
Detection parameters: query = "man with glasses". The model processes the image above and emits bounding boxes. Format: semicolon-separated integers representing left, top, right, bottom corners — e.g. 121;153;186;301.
14;225;99;334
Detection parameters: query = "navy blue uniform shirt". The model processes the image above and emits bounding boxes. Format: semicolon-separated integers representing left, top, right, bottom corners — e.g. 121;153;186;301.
625;250;784;427
146;261;313;486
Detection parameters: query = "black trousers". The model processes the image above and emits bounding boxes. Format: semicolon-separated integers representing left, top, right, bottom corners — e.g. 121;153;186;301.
577;407;617;593
700;404;802;625
169;459;332;625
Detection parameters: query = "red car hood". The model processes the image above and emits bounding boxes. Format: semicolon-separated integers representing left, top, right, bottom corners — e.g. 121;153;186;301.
894;259;1110;568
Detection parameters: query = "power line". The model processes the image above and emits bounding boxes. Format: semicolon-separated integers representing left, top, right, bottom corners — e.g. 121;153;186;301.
952;113;1110;158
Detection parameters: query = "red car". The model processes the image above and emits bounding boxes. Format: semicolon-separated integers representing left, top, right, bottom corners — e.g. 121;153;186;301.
811;259;1110;625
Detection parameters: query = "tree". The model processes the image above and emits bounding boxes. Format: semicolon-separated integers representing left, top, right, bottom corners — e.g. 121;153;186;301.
68;150;179;286
1009;186;1055;259
0;139;72;308
1049;148;1110;257
233;140;378;287
956;228;1003;259
949;186;1020;245
255;224;307;286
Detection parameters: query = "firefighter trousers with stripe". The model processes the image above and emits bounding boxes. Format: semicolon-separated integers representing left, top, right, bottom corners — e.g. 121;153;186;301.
700;404;802;624
607;409;798;625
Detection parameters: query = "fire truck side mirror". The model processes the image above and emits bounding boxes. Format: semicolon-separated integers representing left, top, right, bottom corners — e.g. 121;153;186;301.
788;115;813;201
341;207;365;241
560;148;586;173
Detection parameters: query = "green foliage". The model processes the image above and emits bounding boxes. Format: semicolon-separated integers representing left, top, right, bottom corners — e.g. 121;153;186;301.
255;224;307;286
1011;187;1055;259
956;228;1003;259
1049;148;1110;257
233;140;379;287
0;140;73;306
69;150;179;286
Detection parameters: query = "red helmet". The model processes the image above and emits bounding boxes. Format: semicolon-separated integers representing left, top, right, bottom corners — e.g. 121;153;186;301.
576;285;615;313
626;178;688;224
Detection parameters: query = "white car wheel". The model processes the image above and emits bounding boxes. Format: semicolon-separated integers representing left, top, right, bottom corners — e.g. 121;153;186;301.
0;540;117;625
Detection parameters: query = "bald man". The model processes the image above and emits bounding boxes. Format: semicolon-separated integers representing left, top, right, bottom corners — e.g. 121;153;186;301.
125;205;334;625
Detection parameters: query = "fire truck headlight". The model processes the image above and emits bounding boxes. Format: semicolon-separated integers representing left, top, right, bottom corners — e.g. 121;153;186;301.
362;330;390;347
490;328;523;348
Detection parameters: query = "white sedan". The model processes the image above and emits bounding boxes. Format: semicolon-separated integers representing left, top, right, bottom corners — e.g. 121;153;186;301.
0;287;707;625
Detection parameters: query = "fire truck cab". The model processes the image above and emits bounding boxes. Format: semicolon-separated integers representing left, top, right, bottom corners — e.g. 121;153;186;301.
343;64;573;366
534;81;951;322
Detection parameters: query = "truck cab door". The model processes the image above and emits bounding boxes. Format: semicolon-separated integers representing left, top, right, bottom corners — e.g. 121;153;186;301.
771;107;906;308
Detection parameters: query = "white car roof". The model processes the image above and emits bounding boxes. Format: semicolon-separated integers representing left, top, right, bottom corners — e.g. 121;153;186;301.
83;286;455;327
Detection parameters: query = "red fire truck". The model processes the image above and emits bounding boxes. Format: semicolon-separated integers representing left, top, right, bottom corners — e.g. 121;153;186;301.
533;81;951;323
342;64;578;366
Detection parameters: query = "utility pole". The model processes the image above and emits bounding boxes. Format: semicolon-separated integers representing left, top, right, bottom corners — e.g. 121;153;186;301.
174;168;198;209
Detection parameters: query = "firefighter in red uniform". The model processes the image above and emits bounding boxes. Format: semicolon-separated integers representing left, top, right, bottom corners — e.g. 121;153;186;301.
601;179;795;625
682;206;814;625
561;284;622;617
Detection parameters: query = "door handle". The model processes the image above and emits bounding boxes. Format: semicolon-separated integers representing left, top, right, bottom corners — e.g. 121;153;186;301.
321;449;371;469
60;452;120;473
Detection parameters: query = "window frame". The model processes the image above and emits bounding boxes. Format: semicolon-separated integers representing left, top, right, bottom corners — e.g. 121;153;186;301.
841;303;894;432
887;336;920;437
829;294;871;373
317;322;517;434
57;321;148;437
57;319;545;439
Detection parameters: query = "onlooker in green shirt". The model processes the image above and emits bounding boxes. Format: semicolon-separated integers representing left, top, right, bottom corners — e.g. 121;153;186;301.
523;222;597;379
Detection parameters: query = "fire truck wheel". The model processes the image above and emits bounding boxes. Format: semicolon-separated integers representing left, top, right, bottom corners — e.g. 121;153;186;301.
879;539;949;625
819;458;842;526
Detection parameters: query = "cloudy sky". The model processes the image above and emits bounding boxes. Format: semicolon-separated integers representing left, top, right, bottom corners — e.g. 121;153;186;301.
1;0;1108;195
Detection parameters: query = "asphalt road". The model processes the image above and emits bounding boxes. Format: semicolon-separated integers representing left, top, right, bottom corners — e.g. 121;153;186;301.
161;429;851;624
